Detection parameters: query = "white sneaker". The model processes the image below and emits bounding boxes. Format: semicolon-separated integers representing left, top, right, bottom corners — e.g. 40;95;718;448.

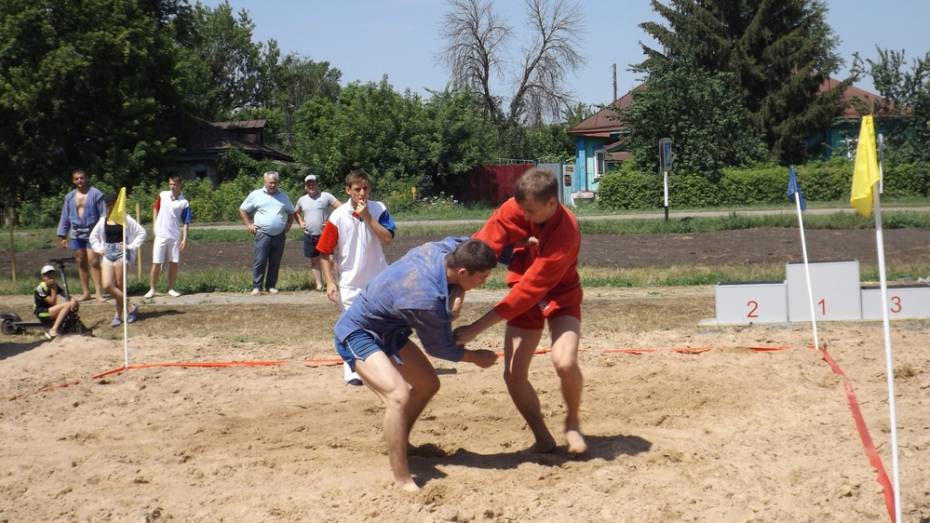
167;289;181;297
143;289;156;299
250;288;261;296
268;288;279;294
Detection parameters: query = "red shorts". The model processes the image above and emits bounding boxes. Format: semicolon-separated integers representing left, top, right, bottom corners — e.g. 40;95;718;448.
506;302;582;330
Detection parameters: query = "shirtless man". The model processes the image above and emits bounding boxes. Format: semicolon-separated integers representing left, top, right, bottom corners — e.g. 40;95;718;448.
56;169;107;302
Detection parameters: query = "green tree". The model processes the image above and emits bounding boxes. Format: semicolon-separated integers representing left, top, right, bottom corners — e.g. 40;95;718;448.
619;60;768;176
293;79;431;189
266;54;341;151
523;102;593;163
173;1;279;120
293;80;496;192
424;89;497;184
639;0;847;163
0;0;185;207
854;48;930;163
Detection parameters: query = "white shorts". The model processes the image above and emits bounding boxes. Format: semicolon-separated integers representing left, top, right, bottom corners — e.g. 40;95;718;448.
152;236;181;264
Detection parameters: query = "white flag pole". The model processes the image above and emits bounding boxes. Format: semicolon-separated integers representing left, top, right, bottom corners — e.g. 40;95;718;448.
122;220;129;369
873;136;901;522
794;194;820;350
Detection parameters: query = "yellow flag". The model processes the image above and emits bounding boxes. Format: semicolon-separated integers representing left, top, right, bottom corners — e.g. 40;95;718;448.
850;115;881;217
110;187;127;226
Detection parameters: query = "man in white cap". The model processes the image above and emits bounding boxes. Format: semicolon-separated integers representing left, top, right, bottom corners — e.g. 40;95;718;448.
294;173;341;291
34;264;80;339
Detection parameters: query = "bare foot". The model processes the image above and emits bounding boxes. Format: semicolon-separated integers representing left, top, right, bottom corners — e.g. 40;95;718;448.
396;480;420;492
95;294;106;303
565;429;587;454
77;294;91;302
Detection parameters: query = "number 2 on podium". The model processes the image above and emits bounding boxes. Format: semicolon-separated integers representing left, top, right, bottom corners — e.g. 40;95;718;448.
746;300;759;319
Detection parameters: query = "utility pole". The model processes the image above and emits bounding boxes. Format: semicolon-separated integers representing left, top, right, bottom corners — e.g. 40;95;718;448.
612;63;618;101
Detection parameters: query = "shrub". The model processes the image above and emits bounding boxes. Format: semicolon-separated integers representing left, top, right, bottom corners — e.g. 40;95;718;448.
596;171;661;210
718;164;784;205
882;162;930;198
597;158;929;210
670;175;722;207
797;160;851;201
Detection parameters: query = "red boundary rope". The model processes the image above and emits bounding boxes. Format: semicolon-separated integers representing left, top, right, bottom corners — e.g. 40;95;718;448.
92;360;289;379
819;345;897;522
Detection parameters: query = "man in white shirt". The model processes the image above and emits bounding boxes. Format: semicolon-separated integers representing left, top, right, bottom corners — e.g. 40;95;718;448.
317;168;396;385
145;175;191;299
294;174;341;291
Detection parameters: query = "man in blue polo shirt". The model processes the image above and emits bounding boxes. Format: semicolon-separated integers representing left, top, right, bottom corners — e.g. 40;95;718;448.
334;236;499;491
239;171;295;295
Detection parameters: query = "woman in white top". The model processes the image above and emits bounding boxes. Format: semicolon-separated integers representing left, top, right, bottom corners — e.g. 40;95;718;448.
90;192;146;327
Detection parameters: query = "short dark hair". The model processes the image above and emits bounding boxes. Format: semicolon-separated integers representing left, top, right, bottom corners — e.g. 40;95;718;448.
168;174;183;183
445;239;497;273
103;192;117;205
345;168;371;187
514;167;558;203
71;169;87;178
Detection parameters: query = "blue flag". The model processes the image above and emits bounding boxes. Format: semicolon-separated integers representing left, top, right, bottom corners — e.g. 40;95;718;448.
787;166;806;210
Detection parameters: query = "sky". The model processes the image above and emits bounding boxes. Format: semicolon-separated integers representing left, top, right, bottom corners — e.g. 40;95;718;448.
205;0;930;107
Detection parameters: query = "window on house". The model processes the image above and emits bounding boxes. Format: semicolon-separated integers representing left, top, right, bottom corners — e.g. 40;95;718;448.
594;150;606;179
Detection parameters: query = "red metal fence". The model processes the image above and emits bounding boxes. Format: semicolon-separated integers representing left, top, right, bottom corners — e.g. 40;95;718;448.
446;163;535;206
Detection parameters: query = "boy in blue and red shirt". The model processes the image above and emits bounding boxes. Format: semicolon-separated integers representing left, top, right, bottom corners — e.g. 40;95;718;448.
454;167;586;454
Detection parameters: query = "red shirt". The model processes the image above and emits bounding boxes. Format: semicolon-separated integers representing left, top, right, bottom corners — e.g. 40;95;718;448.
473;198;582;320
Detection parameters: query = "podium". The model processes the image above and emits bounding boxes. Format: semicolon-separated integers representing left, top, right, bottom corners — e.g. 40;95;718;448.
714;282;787;324
861;284;930;320
786;261;861;322
712;259;930;324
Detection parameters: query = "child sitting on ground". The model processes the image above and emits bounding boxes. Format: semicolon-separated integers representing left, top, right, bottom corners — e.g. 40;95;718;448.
34;264;79;340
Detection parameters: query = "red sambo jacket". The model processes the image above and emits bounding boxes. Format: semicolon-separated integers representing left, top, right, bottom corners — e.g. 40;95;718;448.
473;197;583;320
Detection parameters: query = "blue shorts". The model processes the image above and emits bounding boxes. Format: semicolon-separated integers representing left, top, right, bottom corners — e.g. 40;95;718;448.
335;328;411;371
102;243;134;264
303;233;321;258
69;237;91;251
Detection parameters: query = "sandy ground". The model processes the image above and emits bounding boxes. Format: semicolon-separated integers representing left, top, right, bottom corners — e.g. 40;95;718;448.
1;288;928;522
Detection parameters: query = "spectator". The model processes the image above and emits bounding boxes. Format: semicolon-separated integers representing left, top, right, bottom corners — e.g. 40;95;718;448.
145;174;192;299
294;174;340;291
89;192;147;327
318;168;395;385
34;264;79;340
239;171;295;295
56;169;107;302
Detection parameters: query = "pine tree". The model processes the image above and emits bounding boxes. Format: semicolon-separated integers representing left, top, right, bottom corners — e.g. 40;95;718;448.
639;0;850;163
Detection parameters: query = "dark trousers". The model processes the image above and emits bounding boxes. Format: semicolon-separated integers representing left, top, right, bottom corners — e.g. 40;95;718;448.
252;231;286;290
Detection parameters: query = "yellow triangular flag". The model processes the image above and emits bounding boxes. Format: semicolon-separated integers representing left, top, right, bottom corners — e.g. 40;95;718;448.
850;115;881;218
110;187;127;226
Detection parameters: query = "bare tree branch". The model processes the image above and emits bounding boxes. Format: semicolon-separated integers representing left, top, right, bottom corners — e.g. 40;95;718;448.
509;0;584;125
439;0;583;126
439;0;510;121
